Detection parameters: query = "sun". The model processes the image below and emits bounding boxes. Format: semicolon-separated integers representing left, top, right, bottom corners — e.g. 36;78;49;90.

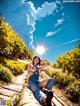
36;45;46;55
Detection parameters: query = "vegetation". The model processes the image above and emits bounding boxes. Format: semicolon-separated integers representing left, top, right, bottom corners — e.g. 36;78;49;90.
44;59;50;65
55;48;80;78
27;50;34;59
45;70;75;88
45;69;80;103
46;45;80;104
0;17;33;59
0;64;14;83
0;17;31;83
66;80;80;102
3;58;27;75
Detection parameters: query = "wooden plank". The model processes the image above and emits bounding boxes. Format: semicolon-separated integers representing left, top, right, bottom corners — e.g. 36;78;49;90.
0;70;28;106
14;71;27;85
16;87;41;106
52;97;63;106
0;87;20;103
2;83;23;93
53;93;69;106
0;95;13;106
0;87;17;97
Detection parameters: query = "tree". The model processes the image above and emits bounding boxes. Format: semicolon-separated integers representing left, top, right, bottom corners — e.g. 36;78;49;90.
56;48;80;78
27;50;34;59
0;18;30;59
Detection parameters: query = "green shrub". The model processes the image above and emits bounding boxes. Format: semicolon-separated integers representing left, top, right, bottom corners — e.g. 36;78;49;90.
45;69;80;103
45;70;63;87
0;64;14;83
62;73;75;87
0;57;28;76
66;80;80;102
0;18;29;58
0;56;5;64
56;48;80;77
45;70;75;88
4;59;27;75
45;69;54;77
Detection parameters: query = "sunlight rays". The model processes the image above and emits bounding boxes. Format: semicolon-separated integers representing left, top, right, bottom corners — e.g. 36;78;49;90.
35;45;46;55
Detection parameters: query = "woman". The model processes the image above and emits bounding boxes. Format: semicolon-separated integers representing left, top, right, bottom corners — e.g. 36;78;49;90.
27;56;55;106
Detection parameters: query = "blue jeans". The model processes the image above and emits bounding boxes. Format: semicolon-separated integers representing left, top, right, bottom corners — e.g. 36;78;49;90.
28;78;55;104
46;78;55;90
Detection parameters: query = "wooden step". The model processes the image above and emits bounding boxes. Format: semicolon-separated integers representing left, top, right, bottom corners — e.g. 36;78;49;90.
0;95;13;106
16;87;41;106
2;83;23;93
0;70;28;106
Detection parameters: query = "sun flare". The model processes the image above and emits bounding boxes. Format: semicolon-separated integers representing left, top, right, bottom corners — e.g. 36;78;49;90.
36;45;46;55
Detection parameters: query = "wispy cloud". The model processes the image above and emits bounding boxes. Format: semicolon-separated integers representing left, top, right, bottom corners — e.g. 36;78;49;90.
49;38;79;49
59;38;79;46
24;1;60;48
46;18;64;38
46;28;61;37
55;19;64;27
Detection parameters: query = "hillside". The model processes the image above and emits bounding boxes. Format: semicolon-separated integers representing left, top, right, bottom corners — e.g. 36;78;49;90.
45;47;80;105
0;17;33;83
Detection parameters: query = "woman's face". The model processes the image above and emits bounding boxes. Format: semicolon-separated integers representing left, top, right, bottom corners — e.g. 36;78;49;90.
33;57;39;65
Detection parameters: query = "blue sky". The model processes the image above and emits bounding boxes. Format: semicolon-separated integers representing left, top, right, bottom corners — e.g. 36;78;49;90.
0;0;80;63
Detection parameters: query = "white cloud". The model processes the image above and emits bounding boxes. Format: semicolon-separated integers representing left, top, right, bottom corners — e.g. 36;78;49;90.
30;41;34;49
56;0;61;4
0;0;62;49
55;19;64;27
14;1;58;48
46;28;61;37
62;13;64;16
36;2;57;19
16;1;36;49
23;1;58;48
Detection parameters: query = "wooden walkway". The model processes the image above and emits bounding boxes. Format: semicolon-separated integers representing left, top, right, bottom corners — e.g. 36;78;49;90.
0;70;73;106
0;71;27;106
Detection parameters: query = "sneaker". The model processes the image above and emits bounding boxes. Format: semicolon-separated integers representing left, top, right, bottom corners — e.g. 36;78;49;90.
41;98;47;106
46;92;53;106
42;88;53;106
47;90;53;100
42;88;53;97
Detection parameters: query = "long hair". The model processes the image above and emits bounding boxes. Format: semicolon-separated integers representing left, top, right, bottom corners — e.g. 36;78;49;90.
32;56;40;65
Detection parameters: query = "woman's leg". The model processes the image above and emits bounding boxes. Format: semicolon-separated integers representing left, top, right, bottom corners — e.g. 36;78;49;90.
39;79;48;88
34;89;46;104
39;78;55;90
28;81;46;104
46;78;55;90
39;78;55;106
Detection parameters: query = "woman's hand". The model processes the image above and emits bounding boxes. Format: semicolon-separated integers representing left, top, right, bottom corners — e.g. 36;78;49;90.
38;65;45;72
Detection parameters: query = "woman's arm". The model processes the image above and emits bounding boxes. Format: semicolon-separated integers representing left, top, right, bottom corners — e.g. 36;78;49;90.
27;64;36;73
38;65;45;72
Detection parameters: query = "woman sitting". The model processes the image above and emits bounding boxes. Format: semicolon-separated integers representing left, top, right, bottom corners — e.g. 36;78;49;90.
27;56;55;106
